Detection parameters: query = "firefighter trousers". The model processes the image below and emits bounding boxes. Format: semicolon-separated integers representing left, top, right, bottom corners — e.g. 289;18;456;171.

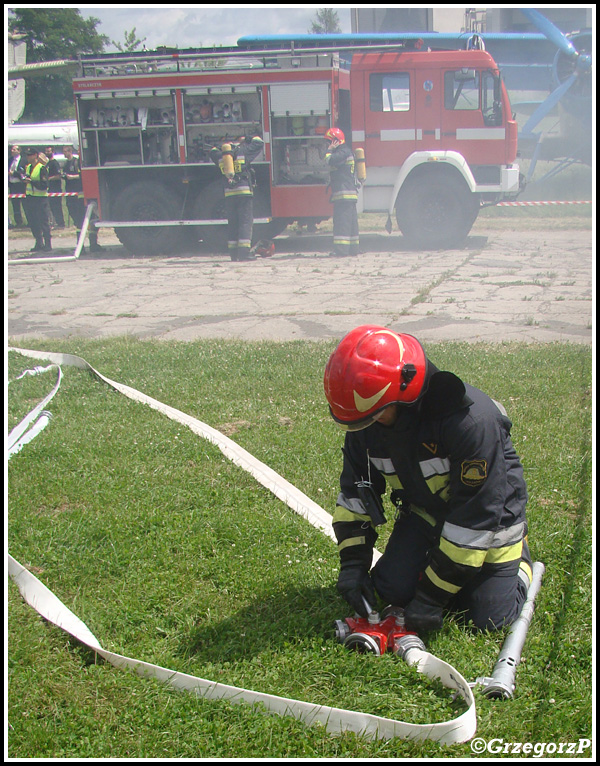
332;199;359;256
370;510;531;631
225;194;254;260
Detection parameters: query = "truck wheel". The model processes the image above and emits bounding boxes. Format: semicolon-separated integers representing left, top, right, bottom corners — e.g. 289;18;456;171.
191;180;228;251
395;172;479;249
113;182;183;255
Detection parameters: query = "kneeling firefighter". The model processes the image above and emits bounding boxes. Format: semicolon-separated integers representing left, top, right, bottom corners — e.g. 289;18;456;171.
210;128;264;261
323;325;533;633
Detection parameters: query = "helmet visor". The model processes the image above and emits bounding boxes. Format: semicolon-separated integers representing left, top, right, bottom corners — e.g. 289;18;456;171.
328;405;389;432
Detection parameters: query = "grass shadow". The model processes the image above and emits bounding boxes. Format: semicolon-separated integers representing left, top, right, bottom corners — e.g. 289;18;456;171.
179;584;343;664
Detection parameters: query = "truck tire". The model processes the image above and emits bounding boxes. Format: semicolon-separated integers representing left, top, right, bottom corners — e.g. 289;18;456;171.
191;180;228;251
395;171;480;249
113;182;183;255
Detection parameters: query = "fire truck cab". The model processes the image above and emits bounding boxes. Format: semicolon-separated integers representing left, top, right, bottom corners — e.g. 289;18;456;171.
350;48;520;246
73;39;520;254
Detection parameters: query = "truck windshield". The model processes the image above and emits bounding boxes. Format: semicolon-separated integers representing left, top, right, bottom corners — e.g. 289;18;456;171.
444;69;480;111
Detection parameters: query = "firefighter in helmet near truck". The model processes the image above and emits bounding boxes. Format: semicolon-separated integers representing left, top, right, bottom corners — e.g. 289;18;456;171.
323;325;533;633
324;127;360;258
210;128;264;262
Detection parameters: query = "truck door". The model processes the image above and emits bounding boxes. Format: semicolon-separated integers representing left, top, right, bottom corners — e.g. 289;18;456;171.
441;68;506;165
413;67;442;151
362;69;416;167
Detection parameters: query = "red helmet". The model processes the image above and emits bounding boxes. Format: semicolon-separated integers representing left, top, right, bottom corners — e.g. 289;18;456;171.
323;325;428;430
325;127;345;143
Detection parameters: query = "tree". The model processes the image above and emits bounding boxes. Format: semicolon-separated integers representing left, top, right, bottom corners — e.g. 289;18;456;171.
308;8;341;34
8;8;108;122
111;28;147;53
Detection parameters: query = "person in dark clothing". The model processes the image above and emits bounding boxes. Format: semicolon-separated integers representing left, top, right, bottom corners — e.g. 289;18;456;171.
324;128;359;257
23;147;52;252
8;144;28;228
210;130;264;261
323;325;533;633
62;144;103;253
45;146;65;228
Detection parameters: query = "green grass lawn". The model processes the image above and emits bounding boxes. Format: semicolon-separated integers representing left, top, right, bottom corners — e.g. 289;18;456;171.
7;338;592;758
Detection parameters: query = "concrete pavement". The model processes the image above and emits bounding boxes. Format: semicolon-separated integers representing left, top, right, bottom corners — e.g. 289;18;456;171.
7;225;592;344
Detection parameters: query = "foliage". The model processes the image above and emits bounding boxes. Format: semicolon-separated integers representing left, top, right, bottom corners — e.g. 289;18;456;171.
308;8;342;34
7;339;592;758
111;27;147;53
7;8;108;121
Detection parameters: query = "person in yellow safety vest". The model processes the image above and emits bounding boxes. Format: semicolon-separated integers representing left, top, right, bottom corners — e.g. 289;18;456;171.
324;325;533;633
324;127;360;257
23;147;52;252
210;128;264;262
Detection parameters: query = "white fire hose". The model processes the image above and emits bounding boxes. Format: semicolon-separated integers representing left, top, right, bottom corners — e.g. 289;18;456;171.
7;347;544;745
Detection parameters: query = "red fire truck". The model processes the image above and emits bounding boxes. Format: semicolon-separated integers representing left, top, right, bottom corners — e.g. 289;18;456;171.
72;37;521;254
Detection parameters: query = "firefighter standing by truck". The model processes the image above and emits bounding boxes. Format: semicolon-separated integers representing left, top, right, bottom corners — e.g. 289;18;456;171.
23;148;52;252
210;129;264;262
323;325;533;633
324;128;360;257
45;147;65;229
62;145;103;253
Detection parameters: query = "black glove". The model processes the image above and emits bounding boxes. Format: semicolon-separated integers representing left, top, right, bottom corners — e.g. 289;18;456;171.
404;594;444;633
337;563;377;618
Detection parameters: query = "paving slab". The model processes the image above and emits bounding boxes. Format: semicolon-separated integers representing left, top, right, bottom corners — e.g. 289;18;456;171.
7;225;592;344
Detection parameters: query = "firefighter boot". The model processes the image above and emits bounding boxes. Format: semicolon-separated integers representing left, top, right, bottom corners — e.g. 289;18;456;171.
89;231;104;252
42;233;52;252
518;538;533;594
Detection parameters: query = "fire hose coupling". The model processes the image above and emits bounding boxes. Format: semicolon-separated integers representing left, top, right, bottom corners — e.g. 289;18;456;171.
393;633;427;662
334;600;425;659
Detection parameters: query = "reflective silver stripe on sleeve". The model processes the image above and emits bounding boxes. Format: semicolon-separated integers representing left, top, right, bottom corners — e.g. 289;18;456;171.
441;521;525;550
419;456;451;479
369;456;395;474
336;492;369;515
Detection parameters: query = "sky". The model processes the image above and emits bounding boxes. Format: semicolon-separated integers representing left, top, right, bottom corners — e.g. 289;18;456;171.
76;5;353;50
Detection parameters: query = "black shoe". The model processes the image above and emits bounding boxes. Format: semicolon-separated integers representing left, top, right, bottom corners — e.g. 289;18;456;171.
89;243;104;252
30;243;43;252
236;253;256;261
42;245;53;252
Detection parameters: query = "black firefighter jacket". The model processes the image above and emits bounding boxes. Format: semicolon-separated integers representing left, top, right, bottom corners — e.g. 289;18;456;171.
332;370;529;610
324;142;358;203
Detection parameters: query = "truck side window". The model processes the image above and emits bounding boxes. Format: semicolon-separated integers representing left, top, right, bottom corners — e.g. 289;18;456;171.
444;69;480;110
369;73;410;112
482;70;503;126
